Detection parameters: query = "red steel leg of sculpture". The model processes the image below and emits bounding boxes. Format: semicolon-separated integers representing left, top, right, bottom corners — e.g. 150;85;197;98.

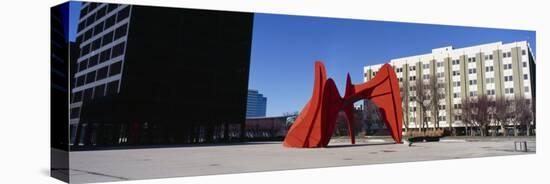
283;61;403;148
344;64;403;144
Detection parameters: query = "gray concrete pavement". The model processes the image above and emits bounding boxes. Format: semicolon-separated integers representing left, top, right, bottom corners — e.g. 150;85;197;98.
69;137;535;183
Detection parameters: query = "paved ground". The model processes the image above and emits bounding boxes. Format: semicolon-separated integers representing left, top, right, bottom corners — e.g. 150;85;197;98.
68;136;535;183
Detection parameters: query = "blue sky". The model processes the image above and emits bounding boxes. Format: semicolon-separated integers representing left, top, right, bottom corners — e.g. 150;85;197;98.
66;3;535;117
249;13;535;116
67;1;81;42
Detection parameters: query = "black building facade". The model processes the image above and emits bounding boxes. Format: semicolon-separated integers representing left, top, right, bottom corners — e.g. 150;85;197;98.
69;2;254;148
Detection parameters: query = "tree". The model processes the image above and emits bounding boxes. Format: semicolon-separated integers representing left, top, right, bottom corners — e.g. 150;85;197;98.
514;96;534;136
460;98;474;136
400;80;410;133
427;75;444;130
283;111;299;130
363;100;382;135
415;77;431;132
471;95;492;136
493;97;512;136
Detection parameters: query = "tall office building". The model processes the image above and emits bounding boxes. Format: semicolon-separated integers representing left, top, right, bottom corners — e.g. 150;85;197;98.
364;41;535;133
69;2;254;147
246;89;267;117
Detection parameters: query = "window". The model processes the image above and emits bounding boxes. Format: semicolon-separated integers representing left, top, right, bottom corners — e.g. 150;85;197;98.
486;78;495;84
455;115;462;121
396;68;402;73
487;89;495;95
102;31;114;46
485;66;494;72
489;54;493;60
78;60;88;72
80;44;90;56
453;71;460;76
469;91;477;97
452;59;460;65
104;15;116;29
410;66;416;71
114;24;128;40
76;35;83;44
91;38;101;51
99;48;111;63
84;29;93;41
505;88;514;94
503;63;512;70
409;76;416;81
83;88;93;102
469;80;477;85
468;68;477;74
76;76;85;87
111;42;125;58
454;104;462;109
109;62;122;76
453;81;460;87
522;49;526;55
96;66;109;80
423;63;430;69
436;62;444;67
424;117;431;122
107;4;119;12
117;6;130;22
93;22;104;36
468;57;476;63
524;74;528;80
94;84;106;99
507;52;511;58
453;93;460;98
88;54;99;68
85;71;96;84
106;80;119;95
70;107;80;119
436;72;444;78
80;5;89;18
88;2;98;10
523;62;527;68
423;74;430;80
85;13;95;28
72;91;83;103
95;6;107;20
77;21;86;32
504;76;513;82
525;87;530;92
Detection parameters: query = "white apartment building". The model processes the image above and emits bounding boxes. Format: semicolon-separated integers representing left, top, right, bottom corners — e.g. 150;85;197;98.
364;41;535;131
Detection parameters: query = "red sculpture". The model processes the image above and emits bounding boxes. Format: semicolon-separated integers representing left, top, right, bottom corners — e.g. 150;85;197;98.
283;61;403;148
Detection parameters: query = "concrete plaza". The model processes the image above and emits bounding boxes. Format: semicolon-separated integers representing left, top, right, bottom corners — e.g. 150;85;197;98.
69;136;535;183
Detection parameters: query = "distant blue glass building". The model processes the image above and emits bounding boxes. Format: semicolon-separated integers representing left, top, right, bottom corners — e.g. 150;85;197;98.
246;90;267;117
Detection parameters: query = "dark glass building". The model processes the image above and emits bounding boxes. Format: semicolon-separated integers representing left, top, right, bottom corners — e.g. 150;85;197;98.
246;89;267;117
69;2;254;148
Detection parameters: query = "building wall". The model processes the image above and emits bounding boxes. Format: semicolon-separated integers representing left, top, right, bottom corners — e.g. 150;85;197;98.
69;2;254;147
364;41;535;129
